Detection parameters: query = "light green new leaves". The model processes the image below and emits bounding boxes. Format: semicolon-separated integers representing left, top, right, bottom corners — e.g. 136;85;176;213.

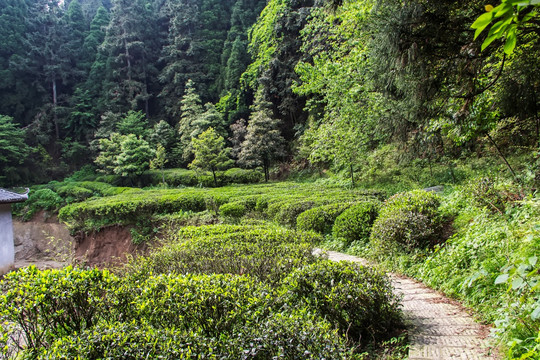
471;0;539;54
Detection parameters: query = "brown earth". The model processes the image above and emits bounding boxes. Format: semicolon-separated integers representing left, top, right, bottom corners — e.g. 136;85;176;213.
74;226;140;267
13;213;145;269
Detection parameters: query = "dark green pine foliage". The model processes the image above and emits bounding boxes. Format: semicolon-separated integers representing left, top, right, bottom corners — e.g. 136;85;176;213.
367;0;489;149
24;0;75;142
218;0;266;94
0;0;38;124
176;79;204;163
239;91;285;182
159;0;234;118
216;0;266;124
0;115;30;186
100;0;160;115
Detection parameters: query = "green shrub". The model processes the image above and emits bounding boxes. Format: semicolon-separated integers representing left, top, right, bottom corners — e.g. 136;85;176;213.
38;307;349;360
274;200;325;227
130;225;321;286
15;188;64;220
297;203;355;234
56;185;93;202
332;201;380;245
223;168;263;184
282;260;402;347
220;201;248;218
370;190;443;252
0;266;117;351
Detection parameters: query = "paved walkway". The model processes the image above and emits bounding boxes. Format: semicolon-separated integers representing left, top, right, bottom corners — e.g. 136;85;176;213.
326;251;500;360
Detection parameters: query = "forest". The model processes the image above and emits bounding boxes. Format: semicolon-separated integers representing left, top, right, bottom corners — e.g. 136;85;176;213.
0;0;536;188
1;0;540;359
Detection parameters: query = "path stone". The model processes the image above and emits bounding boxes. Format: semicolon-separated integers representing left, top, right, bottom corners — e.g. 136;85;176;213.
325;250;499;360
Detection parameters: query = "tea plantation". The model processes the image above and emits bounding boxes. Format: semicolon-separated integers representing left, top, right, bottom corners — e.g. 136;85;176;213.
5;177;540;359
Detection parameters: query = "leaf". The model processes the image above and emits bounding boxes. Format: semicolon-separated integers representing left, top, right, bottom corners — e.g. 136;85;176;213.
529;256;538;267
531;305;540;320
495;273;509;284
511;277;525;289
518;0;540;5
471;12;494;30
504;28;517;54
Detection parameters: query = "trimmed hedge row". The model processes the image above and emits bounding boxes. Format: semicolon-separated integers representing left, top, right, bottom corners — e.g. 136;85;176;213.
370;189;444;252
297;202;356;234
57;183;383;233
333;201;380;245
129;225;321;286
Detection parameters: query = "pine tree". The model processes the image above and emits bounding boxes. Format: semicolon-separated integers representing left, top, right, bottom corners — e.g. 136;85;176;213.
239;92;285;181
100;0;159;114
177;79;204;162
191;103;226;140
189;127;233;186
114;134;153;182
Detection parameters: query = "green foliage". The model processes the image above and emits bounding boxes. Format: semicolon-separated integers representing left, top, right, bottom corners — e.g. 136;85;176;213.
239;91;285;181
114;134;154;179
117;110;148;137
370;190;443;252
472;1;539;54
0;266;116;351
219;201;248;218
0;115;29;186
130;225;321;286
282;260;402;347
15;189;64;220
332;201;380;245
189;127;234;186
297;202;356;234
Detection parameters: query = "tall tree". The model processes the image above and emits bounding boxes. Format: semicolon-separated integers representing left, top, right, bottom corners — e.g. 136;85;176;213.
100;0;159;115
189;127;233;186
177;79;204;162
239;92;285;181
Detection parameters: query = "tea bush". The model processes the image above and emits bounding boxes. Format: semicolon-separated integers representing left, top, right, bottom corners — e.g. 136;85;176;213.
37;310;350;360
332;201;380;245
296;202;355;234
14;188;64;220
282;260;402;346
219;201;248;218
0;266;117;350
130;225;321;286
2;268;356;359
370;190;443;252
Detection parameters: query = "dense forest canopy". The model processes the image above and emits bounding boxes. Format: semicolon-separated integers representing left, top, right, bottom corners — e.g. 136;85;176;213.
0;0;539;186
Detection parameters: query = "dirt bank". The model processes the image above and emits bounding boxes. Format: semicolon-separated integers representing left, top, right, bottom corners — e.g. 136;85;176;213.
13;213;145;268
74;226;141;267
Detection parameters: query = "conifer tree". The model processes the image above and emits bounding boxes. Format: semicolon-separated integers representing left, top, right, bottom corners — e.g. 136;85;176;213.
177;79;204;162
114;134;153;182
239;91;285;181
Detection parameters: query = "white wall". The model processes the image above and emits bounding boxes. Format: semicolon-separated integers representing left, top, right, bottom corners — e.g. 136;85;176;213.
0;203;14;275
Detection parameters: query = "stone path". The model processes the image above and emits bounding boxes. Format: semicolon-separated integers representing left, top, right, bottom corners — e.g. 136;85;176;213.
325;251;500;360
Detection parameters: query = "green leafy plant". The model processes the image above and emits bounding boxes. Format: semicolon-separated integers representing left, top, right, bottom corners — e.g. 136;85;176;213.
370;190;444;252
332;201;380;245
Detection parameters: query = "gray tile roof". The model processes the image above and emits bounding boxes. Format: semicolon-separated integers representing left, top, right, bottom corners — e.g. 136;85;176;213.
0;188;28;204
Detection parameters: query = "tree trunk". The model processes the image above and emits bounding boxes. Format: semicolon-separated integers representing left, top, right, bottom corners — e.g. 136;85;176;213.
263;158;269;182
212;169;217;187
52;79;59;140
